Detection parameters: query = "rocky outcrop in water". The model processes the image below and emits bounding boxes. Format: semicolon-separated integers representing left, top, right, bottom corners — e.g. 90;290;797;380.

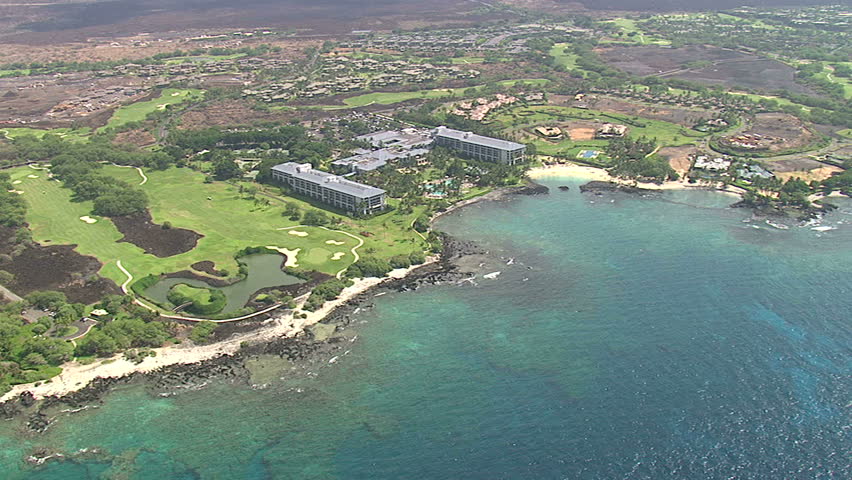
511;180;549;195
579;181;654;195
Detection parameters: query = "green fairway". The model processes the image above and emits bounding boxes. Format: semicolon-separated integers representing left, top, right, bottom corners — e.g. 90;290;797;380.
816;66;852;99
100;88;203;131
0;127;91;142
341;79;550;107
603;18;671;46
451;57;488;64
548;43;580;70
0;69;30;77
164;53;247;65
14;165;427;285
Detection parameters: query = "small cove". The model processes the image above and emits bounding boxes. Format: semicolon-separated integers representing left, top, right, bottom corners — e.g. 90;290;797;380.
143;253;303;314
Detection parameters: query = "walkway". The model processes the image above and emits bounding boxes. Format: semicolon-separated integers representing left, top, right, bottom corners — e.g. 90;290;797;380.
115;260;287;323
110;163;148;185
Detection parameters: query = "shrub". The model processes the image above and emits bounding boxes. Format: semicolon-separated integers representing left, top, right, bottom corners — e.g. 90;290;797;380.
304;279;353;311
388;254;412;269
167;284;227;316
189;321;218;344
25;290;67;311
346;257;392;278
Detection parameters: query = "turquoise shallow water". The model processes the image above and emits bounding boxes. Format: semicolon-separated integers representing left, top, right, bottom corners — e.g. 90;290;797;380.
1;179;850;479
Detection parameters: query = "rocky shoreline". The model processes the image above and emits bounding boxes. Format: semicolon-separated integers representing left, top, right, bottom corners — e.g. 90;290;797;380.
0;232;484;438
578;180;658;196
0;180;537;473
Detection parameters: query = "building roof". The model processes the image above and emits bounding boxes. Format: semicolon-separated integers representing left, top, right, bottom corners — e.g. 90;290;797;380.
272;163;386;198
434;126;525;151
356;129;433;149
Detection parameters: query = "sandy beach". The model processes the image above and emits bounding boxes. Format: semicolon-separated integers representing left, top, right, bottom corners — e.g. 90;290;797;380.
0;261;434;402
527;163;745;197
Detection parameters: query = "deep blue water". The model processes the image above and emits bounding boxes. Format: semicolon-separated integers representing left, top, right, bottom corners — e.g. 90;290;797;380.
1;177;850;479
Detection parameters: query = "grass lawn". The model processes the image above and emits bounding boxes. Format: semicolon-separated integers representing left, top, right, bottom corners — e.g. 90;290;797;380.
602;18;671;46
340;79;550;107
494;105;708;156
100;88;204;131
13;165;428;284
451;57;488;64
0;127;91;142
727;91;808;110
164;53;246;64
548;43;579;70
816;67;852;99
0;69;30;77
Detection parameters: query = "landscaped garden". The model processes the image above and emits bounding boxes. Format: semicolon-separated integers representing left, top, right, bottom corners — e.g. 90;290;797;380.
492;105;709;157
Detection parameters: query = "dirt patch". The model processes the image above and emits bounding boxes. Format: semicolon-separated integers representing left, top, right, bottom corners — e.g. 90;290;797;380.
112;210;202;258
774;166;842;183
191;261;225;277
599;45;820;97
767;158;842;182
568;125;596;141
0;73;148;128
573;96;716;127
113;129;156;148
658;145;698;177
720;113;818;154
179;99;296;130
0;226;120;303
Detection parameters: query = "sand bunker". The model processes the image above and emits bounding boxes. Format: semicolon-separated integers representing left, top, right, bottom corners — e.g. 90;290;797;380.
266;246;300;267
330;252;346;261
27;174;39;179
288;230;309;237
8;190;23;195
79;216;98;224
325;240;345;246
11;180;21;185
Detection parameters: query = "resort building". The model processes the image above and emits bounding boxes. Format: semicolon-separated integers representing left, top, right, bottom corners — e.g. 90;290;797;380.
332;128;433;174
271;162;386;215
433;126;526;165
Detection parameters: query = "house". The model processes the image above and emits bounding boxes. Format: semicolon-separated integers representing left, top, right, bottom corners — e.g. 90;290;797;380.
595;123;628;139
693;156;731;172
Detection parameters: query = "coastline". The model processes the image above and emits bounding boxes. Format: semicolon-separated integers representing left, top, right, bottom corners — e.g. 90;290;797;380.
527;163;746;198
0;260;435;403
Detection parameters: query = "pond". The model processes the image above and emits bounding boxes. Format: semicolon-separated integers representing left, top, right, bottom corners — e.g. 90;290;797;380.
143;254;304;315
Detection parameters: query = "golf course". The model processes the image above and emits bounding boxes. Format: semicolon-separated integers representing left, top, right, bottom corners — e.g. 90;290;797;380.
10;164;428;290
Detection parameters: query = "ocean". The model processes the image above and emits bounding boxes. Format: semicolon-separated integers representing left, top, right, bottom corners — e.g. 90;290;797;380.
1;177;850;479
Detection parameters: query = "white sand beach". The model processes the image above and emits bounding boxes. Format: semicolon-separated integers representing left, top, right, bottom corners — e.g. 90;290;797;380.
527;163;744;197
0;260;434;402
